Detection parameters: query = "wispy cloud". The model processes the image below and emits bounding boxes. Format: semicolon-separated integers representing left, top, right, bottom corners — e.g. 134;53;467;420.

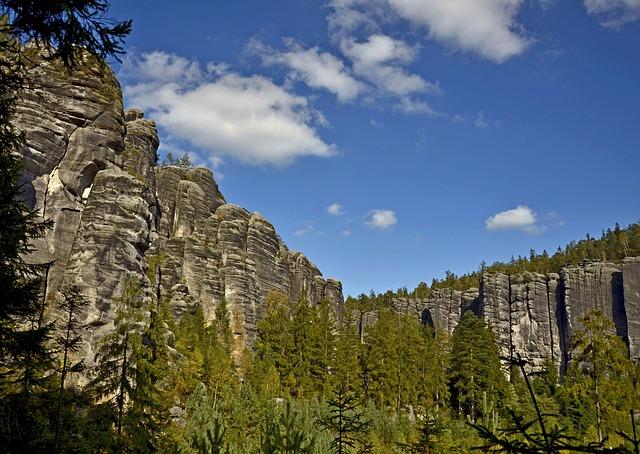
475;111;488;129
327;202;345;215
293;221;324;237
584;0;640;28
365;209;398;230
249;38;364;102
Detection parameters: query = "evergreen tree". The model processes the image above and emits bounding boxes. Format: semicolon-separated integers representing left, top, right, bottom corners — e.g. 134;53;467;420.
177;152;193;168
322;383;371;454
52;285;89;451
0;2;130;449
448;312;507;423
215;298;233;355
308;299;337;397
255;291;294;391
288;293;316;397
162;152;176;166
260;401;316;453
89;277;146;446
334;301;363;395
558;310;638;443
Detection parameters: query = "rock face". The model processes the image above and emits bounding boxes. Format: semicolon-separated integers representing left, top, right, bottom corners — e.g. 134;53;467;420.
15;53;343;362
386;262;640;372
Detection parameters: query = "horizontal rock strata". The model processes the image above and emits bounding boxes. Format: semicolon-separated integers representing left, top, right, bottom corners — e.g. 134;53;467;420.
15;53;343;366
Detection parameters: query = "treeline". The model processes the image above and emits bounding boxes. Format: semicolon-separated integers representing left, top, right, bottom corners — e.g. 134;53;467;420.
4;276;640;451
357;222;640;305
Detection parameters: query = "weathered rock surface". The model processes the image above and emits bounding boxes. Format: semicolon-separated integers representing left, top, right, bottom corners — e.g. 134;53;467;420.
383;263;640;373
623;258;640;360
15;53;343;363
151;173;344;347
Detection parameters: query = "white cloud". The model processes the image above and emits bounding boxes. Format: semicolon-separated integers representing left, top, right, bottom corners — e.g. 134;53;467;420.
341;229;352;236
121;51;335;166
387;0;530;62
485;205;539;233
340;34;438;97
294;221;315;236
584;0;640;27
327;202;345;215
365;209;398;229
327;0;390;39
251;39;363;102
475;111;489;128
120;50;205;83
395;97;444;116
329;0;530;63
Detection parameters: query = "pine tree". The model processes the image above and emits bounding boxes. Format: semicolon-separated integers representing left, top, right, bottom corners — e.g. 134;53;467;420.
334;301;363;395
322;382;371;454
558;310;638;443
177;152;193;168
288;293;316;397
52;285;90;451
308;299;337;397
448;312;507;423
261;401;316;453
255;291;294;391
89;277;146;446
0;2;130;449
215;298;233;355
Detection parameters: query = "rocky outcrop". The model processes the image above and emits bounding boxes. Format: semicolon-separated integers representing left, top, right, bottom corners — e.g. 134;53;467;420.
384;262;640;372
623;258;640;360
150;173;344;347
15;52;343;363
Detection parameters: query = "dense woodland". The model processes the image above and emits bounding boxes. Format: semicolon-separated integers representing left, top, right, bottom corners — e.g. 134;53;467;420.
3;1;640;452
360;222;640;305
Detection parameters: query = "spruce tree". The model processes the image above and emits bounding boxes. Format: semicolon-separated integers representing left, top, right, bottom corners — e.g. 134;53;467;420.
261;401;316;453
448;312;507;423
52;285;90;451
333;301;363;395
255;291;294;391
89;277;146;446
322;382;371;454
558;310;638;443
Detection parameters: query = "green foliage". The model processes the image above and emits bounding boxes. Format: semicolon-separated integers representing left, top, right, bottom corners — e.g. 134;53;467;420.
557;310;639;444
2;0;131;68
354;222;640;306
261;400;316;454
52;285;90;451
448;312;507;424
333;301;363;395
162;152;194;167
322;383;371;453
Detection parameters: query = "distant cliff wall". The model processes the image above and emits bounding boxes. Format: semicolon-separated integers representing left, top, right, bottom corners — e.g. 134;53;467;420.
15;52;343;365
390;259;640;372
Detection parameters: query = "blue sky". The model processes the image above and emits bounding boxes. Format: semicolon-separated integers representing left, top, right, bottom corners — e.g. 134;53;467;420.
109;0;640;297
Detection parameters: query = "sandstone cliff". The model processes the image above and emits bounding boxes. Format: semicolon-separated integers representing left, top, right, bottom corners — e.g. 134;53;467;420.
384;260;639;372
15;53;343;362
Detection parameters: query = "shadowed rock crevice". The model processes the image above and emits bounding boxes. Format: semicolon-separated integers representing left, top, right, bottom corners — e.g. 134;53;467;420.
15;53;344;371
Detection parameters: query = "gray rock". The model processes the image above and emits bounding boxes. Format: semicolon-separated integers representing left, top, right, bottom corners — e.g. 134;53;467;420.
14;53;343;369
623;258;640;360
